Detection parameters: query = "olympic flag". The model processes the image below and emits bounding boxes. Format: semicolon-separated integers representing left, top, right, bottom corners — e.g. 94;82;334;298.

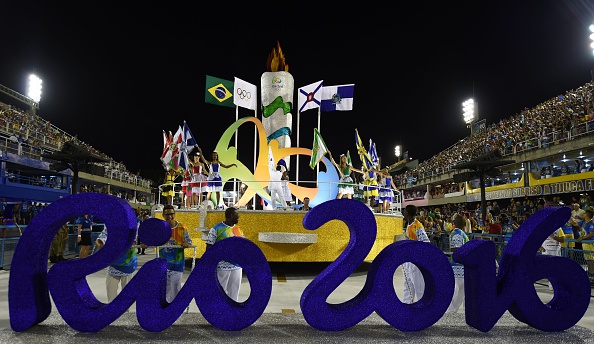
234;77;257;110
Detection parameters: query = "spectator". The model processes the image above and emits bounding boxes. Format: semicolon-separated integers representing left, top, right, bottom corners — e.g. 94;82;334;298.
136;214;149;255
49;222;69;263
577;209;594;281
539;224;564;290
491;201;501;218
19;200;29;225
299;197;313;211
0;198;5;220
560;161;570;175
573;159;581;174
485;213;502;235
76;214;94;259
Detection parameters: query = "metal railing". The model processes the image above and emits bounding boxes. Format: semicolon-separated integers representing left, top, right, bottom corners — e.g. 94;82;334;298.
156;179;403;214
396;119;594;188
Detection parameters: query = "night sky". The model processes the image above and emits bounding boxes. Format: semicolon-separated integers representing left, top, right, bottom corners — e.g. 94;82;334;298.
1;1;594;184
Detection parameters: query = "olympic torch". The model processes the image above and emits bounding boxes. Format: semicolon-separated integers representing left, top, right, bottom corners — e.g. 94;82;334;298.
261;41;293;169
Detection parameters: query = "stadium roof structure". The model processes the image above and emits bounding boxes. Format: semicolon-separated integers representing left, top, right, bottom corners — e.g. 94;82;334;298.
452;149;515;223
41;141;110;194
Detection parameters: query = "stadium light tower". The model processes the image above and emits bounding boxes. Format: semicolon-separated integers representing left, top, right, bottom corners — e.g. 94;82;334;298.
27;74;42;115
395;145;401;161
590;24;594;54
462;98;475;134
590;24;594;80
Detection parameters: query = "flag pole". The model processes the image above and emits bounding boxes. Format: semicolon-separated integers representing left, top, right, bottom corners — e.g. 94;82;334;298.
296;111;300;188
316;107;321;176
234;106;238;204
253;108;257;209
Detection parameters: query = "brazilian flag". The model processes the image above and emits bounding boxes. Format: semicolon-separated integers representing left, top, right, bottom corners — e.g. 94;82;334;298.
205;75;235;108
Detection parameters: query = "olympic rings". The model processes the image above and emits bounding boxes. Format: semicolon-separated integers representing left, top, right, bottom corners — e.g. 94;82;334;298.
236;88;251;100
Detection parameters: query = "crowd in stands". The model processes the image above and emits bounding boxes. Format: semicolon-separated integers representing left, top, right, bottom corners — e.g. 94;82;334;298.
418;193;594;235
0;101;153;192
0;103;67;150
395;82;594;188
429;183;462;199
79;183;149;204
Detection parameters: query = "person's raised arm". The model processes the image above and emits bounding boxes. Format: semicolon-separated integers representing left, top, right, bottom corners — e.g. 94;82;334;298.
350;165;363;174
198;147;209;165
219;161;237;169
328;151;339;170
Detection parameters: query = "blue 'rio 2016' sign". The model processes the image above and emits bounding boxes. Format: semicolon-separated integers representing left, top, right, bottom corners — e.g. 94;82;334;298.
8;194;591;333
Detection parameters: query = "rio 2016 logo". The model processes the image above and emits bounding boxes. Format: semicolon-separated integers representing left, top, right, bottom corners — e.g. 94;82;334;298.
8;193;590;333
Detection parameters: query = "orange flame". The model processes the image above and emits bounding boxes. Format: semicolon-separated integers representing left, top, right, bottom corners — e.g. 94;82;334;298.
265;40;289;72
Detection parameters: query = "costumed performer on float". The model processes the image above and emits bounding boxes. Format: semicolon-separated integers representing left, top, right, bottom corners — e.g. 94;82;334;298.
198;146;237;210
328;150;363;199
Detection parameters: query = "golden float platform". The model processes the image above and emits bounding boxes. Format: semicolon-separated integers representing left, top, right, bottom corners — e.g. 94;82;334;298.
154;208;404;262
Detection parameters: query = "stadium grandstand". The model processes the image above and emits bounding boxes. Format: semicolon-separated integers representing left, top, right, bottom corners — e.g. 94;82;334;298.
0;83;154;214
393;81;594;217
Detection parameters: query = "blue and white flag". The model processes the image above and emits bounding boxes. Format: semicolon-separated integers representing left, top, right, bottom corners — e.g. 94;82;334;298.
369;139;379;169
320;84;354;112
183;120;197;153
179;121;197;171
233;77;257;110
298;80;323;113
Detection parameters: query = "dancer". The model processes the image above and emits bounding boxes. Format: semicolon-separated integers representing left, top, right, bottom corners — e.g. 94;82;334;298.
281;169;292;206
198;147;237;209
328;151;362;199
162;168;177;205
180;169;192;208
378;167;398;213
269;164;287;210
363;165;379;211
189;153;208;208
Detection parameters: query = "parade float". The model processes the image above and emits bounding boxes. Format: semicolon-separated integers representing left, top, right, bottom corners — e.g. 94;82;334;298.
157;42;403;262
